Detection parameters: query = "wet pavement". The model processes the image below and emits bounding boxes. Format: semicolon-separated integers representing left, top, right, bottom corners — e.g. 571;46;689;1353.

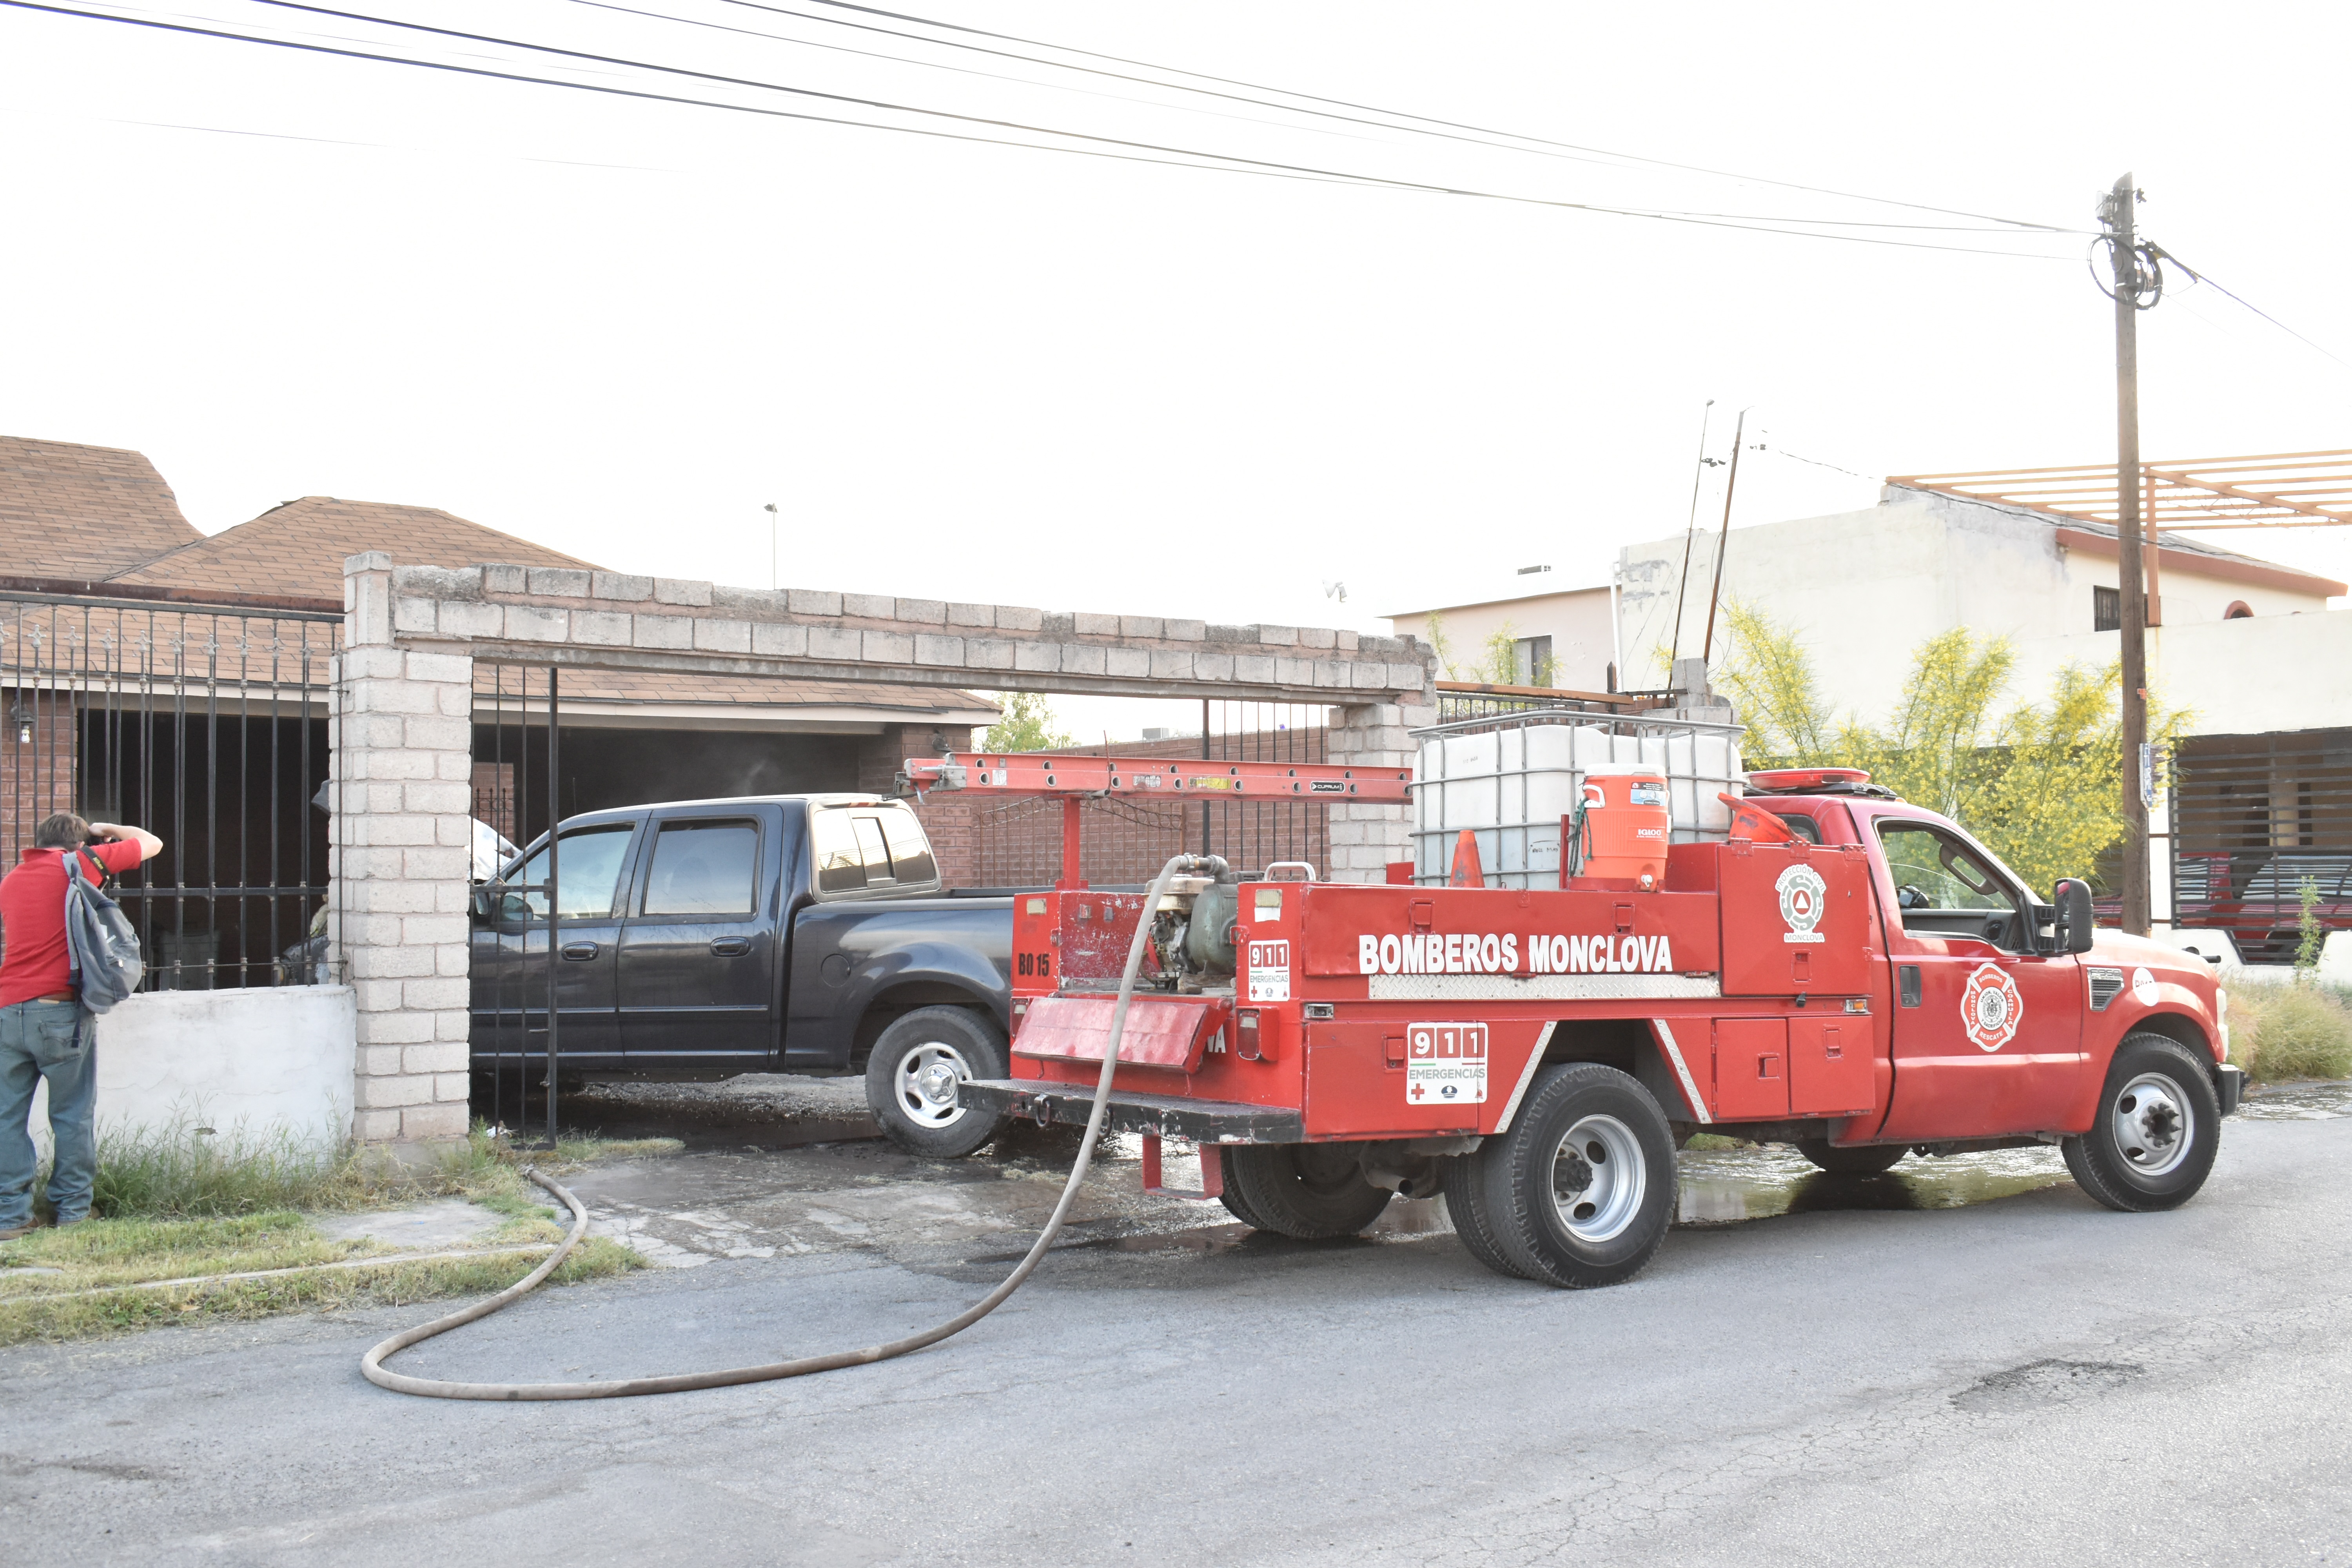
15;1081;2351;1566
495;1070;2344;1272
2236;1076;2352;1120
1674;1142;2073;1225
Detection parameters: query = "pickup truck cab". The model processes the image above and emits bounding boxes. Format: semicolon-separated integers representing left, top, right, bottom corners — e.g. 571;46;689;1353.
470;793;1018;1152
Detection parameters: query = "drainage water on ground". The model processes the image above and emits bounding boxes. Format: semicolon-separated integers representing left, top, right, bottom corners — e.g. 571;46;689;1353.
509;1071;2347;1274
1674;1143;2072;1226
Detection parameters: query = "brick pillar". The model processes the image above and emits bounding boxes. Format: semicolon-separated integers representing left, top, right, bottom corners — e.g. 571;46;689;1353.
1324;680;1437;884
332;552;476;1143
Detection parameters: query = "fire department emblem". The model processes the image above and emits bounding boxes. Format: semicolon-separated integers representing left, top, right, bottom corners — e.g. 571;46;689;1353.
1961;962;2023;1052
1776;863;1828;944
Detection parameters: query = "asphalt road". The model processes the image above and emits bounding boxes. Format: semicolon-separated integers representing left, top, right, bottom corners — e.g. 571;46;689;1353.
4;1115;2347;1567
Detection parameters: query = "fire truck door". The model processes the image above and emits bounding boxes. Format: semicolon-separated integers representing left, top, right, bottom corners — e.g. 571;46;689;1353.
1872;820;2085;1141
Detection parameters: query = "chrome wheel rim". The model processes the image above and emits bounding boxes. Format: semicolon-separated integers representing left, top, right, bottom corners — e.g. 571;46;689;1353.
1551;1113;1646;1243
2111;1071;2193;1178
895;1041;973;1129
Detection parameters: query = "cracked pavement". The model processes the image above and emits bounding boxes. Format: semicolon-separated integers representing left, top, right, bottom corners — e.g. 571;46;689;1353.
1;1102;2346;1566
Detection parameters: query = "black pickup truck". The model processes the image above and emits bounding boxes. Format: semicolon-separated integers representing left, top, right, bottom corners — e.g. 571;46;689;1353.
470;794;1017;1154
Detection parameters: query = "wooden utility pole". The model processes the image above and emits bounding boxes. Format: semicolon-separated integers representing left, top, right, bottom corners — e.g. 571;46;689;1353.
1700;408;1749;664
2103;173;2151;935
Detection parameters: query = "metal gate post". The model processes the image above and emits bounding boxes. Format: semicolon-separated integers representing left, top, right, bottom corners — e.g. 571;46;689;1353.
546;663;560;1146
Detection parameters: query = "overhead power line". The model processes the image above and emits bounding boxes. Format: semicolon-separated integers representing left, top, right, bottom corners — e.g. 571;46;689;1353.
2147;242;2352;372
597;0;2053;234
792;0;2088;235
7;0;2075;260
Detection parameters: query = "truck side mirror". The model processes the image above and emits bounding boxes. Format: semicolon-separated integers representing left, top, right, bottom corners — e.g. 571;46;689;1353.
2054;878;2096;955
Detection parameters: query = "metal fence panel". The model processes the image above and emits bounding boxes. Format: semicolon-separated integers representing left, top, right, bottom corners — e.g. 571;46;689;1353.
0;592;340;989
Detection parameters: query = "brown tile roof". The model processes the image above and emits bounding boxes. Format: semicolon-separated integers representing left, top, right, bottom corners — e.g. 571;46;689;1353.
110;496;596;599
0;436;204;580
473;664;999;718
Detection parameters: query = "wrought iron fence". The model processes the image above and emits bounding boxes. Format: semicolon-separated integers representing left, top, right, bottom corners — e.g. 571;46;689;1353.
965;700;1332;884
0;591;341;989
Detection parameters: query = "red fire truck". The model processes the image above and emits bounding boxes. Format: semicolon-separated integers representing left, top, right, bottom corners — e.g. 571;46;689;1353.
907;753;2241;1290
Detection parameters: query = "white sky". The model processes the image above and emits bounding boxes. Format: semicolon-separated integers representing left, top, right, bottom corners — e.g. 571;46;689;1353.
5;1;2348;740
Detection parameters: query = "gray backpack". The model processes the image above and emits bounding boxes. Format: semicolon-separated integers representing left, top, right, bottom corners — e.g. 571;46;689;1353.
65;848;145;1013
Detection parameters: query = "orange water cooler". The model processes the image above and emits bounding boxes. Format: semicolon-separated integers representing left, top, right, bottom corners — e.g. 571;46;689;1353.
1563;762;1671;890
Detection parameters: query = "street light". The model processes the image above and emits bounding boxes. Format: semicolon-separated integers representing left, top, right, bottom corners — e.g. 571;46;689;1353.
764;502;779;591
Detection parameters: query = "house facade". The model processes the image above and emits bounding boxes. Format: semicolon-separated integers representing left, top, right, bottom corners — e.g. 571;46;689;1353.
1615;481;2351;960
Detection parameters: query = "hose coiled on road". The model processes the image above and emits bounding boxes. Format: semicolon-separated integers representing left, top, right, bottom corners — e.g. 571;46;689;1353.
363;852;1222;1401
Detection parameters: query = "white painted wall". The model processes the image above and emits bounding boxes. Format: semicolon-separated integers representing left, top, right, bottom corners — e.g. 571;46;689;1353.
1387;585;1617;689
1617;488;2341;728
25;986;357;1161
2009;608;2352;738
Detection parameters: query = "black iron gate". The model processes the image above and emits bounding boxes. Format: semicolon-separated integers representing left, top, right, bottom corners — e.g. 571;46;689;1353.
0;590;339;988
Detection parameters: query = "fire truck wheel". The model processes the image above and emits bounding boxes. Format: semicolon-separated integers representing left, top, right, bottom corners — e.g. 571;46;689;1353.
1477;1063;1675;1289
1440;1155;1530;1280
2063;1034;2221;1212
1216;1171;1274;1232
1794;1138;1908;1175
864;1007;1011;1160
1222;1143;1393;1239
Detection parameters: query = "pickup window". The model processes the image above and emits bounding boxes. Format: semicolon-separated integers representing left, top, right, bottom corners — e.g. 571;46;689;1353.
1876;819;2031;949
1769;811;1823;844
811;802;940;896
502;824;636;921
643;819;759;916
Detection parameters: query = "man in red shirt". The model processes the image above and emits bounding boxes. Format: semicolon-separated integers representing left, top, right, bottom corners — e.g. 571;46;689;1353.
1;812;163;1238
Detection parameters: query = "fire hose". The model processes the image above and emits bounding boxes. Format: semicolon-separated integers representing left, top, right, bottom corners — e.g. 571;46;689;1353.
362;852;1222;1401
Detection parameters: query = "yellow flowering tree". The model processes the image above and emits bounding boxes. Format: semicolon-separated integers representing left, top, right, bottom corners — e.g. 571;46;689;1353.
1713;602;2190;896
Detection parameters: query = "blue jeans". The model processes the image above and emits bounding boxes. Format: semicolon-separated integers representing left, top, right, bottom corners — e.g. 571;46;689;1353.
0;1000;96;1227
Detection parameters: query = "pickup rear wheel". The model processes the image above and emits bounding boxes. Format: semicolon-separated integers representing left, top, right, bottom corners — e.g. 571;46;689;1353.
1469;1063;1675;1289
1795;1138;1908;1175
1222;1143;1392;1239
2063;1033;2221;1212
865;1007;1012;1159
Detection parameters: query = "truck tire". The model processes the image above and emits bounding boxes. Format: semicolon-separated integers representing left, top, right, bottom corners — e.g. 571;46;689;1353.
1222;1143;1392;1239
1469;1063;1676;1289
1795;1138;1908;1175
865;1007;1012;1160
2063;1033;2221;1213
1216;1162;1276;1231
1441;1154;1530;1280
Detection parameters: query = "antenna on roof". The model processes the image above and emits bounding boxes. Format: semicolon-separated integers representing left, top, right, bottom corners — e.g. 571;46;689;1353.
1669;400;1715;665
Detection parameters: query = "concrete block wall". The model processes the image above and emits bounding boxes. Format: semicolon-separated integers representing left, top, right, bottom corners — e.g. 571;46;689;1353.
385;565;1434;704
332;553;476;1142
1325;697;1439;881
335;553;1436;1140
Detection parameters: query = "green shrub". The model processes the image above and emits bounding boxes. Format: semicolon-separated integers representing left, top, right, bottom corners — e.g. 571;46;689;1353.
89;1122;359;1219
2229;981;2352;1082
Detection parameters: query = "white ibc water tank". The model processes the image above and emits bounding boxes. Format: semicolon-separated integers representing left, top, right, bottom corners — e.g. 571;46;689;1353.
1411;717;1743;888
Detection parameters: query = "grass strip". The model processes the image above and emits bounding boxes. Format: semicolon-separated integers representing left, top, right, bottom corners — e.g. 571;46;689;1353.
0;1238;641;1347
21;1243;557;1301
